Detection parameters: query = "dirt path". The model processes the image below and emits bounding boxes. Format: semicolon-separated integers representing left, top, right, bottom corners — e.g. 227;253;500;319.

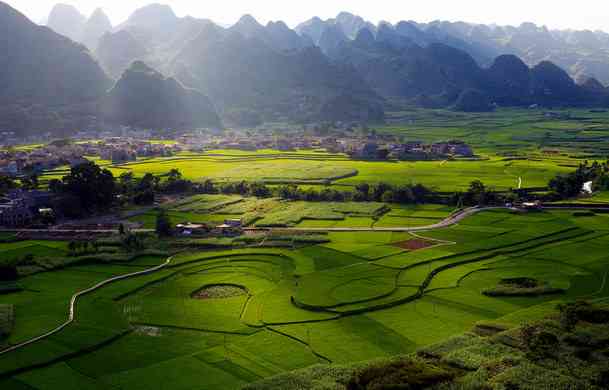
0;257;173;356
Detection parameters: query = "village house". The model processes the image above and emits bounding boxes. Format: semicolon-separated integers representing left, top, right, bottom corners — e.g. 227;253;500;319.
0;189;53;227
0;200;33;227
176;223;211;236
215;219;243;236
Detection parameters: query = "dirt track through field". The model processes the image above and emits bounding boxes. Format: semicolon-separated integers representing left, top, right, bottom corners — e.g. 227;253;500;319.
0;257;173;356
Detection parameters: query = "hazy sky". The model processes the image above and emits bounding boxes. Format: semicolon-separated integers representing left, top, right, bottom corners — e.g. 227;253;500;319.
7;0;609;32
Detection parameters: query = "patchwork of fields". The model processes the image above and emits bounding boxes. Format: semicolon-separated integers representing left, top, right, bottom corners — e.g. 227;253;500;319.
127;194;455;229
2;209;609;389
101;153;567;192
34;109;598;193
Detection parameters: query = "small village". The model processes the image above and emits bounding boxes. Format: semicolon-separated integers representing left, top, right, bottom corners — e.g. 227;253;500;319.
0;129;481;230
0;129;476;177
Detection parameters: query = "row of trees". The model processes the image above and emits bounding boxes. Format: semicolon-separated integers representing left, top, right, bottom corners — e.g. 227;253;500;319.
67;241;100;256
549;160;609;199
48;163;197;217
275;182;432;204
192;179;433;204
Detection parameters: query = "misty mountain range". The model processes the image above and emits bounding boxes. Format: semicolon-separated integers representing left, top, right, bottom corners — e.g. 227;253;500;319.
3;1;609;136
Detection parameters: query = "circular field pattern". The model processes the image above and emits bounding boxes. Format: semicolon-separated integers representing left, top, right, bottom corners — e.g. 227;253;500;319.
191;284;248;299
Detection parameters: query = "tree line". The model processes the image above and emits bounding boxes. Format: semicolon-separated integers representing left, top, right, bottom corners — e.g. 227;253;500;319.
548;160;609;200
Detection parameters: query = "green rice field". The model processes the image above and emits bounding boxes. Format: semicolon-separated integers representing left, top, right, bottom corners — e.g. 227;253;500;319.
2;208;609;389
53;108;601;193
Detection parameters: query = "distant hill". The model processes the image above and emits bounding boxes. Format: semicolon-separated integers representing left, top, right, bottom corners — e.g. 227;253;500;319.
95;4;216;78
7;2;609;131
102;61;221;130
96;30;149;79
230;14;312;51
332;29;608;110
46;3;86;42
298;12;609;85
81;8;112;51
46;4;112;51
171;27;385;124
0;1;110;135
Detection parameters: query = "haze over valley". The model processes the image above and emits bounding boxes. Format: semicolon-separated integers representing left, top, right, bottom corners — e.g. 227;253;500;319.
3;3;609;390
4;1;609;136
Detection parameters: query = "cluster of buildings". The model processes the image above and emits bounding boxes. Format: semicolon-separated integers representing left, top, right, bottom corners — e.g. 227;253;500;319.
178;133;313;152
176;218;244;237
0;144;88;176
0;189;53;227
178;133;474;161
83;139;180;164
335;139;474;160
0;139;183;177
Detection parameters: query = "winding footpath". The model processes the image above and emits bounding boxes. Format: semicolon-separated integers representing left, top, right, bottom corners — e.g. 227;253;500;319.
0;257;174;356
0;206;494;356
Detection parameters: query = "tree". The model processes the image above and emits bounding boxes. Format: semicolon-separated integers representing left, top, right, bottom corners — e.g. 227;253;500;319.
21;174;39;190
355;183;370;201
48;179;63;193
372;183;392;202
201;179;216;194
466;180;487;206
381;191;395;203
61;161;116;212
0;265;18;281
0;175;18;195
249;183;271;198
167;169;182;182
68;241;77;255
121;233;145;252
155;210;172;237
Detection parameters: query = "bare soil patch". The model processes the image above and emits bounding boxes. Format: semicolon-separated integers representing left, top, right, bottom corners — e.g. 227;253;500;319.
191;284;248;300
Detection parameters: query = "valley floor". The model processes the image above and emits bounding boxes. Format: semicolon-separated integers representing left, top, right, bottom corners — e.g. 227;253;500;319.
1;208;609;389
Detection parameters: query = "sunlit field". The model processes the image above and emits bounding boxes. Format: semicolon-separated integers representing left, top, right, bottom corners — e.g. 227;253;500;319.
2;209;609;389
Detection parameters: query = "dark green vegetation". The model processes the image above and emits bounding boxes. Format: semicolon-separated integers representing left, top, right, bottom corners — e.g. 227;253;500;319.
2;209;609;389
247;301;609;389
0;305;13;341
49;161;115;217
482;277;566;297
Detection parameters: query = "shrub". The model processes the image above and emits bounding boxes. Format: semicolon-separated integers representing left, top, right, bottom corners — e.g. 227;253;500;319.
0;265;18;281
347;359;457;390
521;324;559;359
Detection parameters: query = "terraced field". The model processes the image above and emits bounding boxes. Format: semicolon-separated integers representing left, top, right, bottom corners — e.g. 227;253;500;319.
129;194;446;229
2;209;609;389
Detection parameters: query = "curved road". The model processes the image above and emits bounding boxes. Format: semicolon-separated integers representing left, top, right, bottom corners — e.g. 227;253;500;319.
245;206;496;232
0;206;495;356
